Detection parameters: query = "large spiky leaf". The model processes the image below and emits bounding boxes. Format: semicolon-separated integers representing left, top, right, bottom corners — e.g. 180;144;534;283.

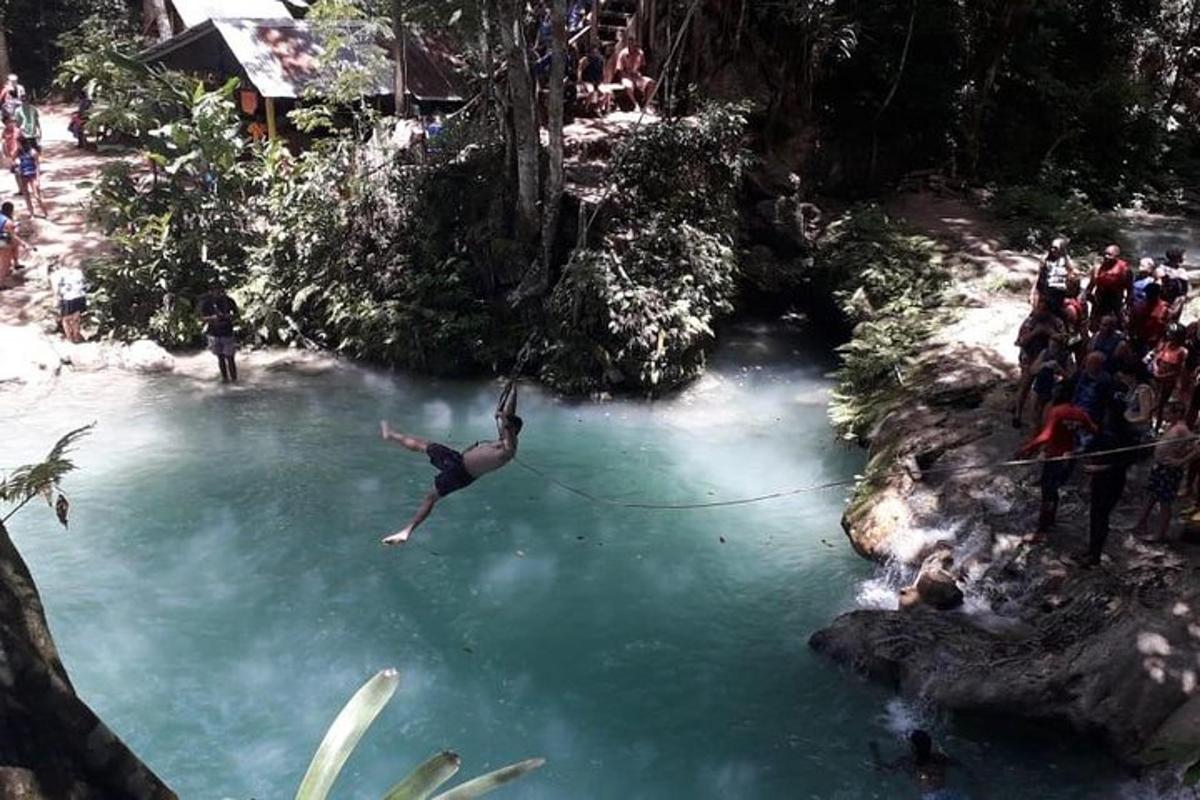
295;669;401;800
429;758;547;800
0;425;94;519
381;750;462;800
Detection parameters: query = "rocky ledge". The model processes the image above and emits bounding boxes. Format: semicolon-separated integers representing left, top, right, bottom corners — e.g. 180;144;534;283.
810;197;1200;776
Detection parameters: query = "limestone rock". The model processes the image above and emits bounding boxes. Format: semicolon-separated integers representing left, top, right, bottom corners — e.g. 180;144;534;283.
902;549;965;611
62;342;109;372
121;341;174;374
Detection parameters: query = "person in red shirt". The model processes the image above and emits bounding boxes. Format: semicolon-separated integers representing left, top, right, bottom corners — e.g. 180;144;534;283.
1086;244;1132;330
1018;385;1099;533
1131;282;1171;352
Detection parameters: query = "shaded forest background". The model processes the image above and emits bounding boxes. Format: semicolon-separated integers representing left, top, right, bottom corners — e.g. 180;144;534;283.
8;0;1197;205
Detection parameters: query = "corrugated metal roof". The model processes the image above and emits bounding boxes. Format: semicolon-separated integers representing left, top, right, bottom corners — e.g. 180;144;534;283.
142;18;467;102
213;19;392;99
170;0;293;29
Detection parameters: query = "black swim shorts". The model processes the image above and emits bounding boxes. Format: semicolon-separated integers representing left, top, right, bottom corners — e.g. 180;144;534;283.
427;442;475;497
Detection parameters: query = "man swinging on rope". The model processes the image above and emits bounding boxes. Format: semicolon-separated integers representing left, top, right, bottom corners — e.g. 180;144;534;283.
379;381;522;544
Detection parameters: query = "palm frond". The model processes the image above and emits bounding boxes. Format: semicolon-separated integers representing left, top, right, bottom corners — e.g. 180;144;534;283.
0;425;94;522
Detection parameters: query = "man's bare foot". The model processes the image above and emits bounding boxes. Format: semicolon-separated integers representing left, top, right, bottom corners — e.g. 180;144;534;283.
382;528;412;546
380;420;392;440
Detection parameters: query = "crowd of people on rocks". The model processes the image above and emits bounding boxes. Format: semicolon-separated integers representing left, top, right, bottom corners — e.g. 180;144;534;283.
1015;239;1196;566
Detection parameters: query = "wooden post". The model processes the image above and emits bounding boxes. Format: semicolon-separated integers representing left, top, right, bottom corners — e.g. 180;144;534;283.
265;96;277;141
591;0;599;43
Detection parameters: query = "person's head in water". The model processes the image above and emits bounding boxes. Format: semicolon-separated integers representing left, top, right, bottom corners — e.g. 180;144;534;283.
909;730;933;764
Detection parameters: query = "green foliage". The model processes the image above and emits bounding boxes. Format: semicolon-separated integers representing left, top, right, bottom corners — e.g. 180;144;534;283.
297;669;543;800
987;184;1126;255
87;76;253;346
6;0;140;91
541;103;750;396
815;206;948;441
0;425;92;527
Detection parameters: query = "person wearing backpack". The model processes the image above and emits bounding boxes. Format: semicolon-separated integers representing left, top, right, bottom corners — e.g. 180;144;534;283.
16;137;45;218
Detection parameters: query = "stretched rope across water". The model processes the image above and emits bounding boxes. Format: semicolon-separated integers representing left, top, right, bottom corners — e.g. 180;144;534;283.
512;433;1200;511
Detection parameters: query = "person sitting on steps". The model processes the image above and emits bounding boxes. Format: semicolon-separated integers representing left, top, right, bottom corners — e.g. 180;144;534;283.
380;380;523;545
615;33;654;111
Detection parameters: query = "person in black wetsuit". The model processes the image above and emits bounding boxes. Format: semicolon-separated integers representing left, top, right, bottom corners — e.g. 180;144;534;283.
378;381;523;545
1081;396;1139;567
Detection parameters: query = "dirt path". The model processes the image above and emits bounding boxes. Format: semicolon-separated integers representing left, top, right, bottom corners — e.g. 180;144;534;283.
0;104;112;326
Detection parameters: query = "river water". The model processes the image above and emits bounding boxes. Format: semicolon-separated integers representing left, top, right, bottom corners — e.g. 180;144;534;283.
4;324;1121;798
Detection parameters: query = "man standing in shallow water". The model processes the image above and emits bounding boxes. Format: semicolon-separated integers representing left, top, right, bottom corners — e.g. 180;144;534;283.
198;283;239;383
379;381;522;544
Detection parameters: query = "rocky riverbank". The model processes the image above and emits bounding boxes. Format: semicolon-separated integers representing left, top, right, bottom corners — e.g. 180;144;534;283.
810;194;1200;777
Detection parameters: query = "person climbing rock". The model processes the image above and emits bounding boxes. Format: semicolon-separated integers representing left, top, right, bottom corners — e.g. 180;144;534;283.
380;381;523;545
198;282;239;383
1086;244;1132;330
1017;384;1097;533
870;729;970;799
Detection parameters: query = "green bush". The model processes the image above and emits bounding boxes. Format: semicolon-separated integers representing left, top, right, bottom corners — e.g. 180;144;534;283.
987;184;1126;255
88;78;253;346
540;102;750;396
815;205;948;441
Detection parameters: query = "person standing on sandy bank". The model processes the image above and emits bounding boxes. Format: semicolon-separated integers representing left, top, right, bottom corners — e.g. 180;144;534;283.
379;381;522;545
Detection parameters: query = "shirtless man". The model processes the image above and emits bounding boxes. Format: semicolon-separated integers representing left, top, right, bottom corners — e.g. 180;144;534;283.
615;34;654;110
380;381;523;544
871;730;971;799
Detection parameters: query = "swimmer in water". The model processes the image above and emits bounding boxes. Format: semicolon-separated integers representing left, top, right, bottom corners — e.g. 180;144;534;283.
379;381;522;545
870;729;972;799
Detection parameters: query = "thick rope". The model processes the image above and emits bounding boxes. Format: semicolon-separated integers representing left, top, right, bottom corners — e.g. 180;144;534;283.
513;432;1200;511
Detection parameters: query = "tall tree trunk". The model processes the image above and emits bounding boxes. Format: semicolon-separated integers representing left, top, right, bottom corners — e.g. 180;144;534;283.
0;23;11;82
392;0;407;115
1165;0;1200;115
869;0;919;183
143;0;173;41
480;0;497;121
498;0;540;243
965;0;1034;177
540;0;567;280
